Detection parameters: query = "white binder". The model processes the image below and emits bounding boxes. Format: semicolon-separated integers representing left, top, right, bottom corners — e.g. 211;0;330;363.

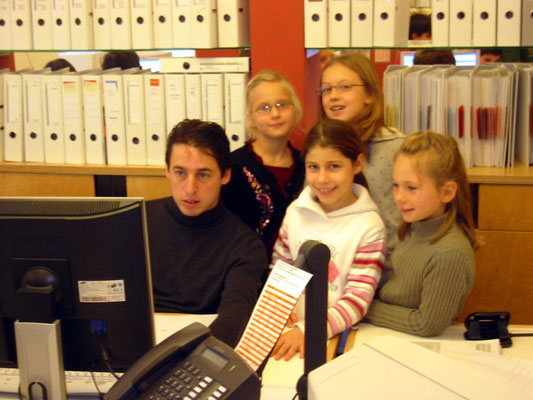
41;73;66;163
160;57;250;73
192;0;218;48
123;72;147;165
224;73;247;151
522;0;533;46
152;0;173;49
103;72;127;164
0;69;6;160
144;74;166;166
373;0;410;47
351;0;373;48
0;0;12;50
497;0;521;46
201;73;224;128
131;0;153;49
81;71;106;164
431;0;450;47
22;72;46;162
449;0;472;47
472;0;496;46
11;0;32;50
32;0;53;50
164;73;187;135
110;0;131;49
69;0;94;50
3;73;25;161
61;73;85;164
51;0;71;50
328;0;350;47
304;0;327;48
185;74;202;120
173;0;192;48
217;0;250;48
93;0;111;49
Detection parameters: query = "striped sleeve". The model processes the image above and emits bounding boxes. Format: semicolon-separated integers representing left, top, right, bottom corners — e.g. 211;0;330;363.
269;222;294;269
327;239;386;337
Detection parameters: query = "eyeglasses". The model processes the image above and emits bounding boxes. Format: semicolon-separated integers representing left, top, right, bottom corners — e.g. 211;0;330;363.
317;84;365;96
254;102;292;114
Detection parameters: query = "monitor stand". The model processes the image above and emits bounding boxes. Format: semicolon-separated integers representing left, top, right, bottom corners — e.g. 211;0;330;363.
15;320;67;400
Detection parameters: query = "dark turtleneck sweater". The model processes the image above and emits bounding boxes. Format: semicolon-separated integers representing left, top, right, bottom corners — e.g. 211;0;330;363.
146;197;268;347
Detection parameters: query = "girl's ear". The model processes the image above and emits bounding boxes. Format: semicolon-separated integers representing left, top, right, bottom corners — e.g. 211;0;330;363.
352;153;365;175
441;181;458;203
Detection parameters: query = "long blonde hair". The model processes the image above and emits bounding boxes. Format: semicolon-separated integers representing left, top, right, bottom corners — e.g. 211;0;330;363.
396;131;478;249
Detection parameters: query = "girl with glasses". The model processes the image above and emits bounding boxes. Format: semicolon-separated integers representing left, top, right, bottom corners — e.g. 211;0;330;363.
221;70;305;261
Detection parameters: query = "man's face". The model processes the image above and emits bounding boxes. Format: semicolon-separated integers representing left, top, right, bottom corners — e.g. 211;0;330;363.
166;144;230;217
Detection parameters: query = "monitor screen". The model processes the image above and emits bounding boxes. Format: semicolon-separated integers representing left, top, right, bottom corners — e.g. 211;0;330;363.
0;197;155;373
401;50;479;67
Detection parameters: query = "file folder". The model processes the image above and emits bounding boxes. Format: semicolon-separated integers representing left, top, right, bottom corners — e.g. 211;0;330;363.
472;0;496;47
0;69;6;160
185;74;202;120
164;73;187;135
51;0;71;50
32;0;53;50
328;0;350;47
522;0;533;46
431;0;450;47
304;0;327;48
373;0;410;47
82;71;106;164
103;72;127;164
3;73;25;162
123;72;147;165
351;0;373;48
69;0;94;50
516;65;533;165
217;0;250;48
449;0;472;47
153;0;173;49
173;0;192;48
497;0;521;46
144;74;166;166
110;0;131;49
0;0;12;50
192;0;218;48
41;73;66;163
22;72;46;162
201;73;224;128
224;73;247;151
61;73;85;164
11;0;32;50
93;0;111;49
131;0;153;49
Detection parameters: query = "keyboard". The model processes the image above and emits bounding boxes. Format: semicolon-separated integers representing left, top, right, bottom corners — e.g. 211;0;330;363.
0;368;121;395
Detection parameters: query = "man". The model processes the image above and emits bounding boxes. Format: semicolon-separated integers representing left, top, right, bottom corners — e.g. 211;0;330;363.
146;119;268;347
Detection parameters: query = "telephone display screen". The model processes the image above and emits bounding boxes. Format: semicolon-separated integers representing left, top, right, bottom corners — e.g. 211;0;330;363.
201;347;228;369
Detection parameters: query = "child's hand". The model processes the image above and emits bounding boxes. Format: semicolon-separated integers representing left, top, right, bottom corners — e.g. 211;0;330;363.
286;312;299;328
272;327;304;361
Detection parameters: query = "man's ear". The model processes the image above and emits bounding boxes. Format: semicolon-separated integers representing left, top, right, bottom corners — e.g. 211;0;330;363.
165;167;170;179
441;181;458;204
221;168;231;185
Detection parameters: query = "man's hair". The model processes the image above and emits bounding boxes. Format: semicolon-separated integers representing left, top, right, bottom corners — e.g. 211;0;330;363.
409;13;431;39
165;119;231;174
102;51;141;70
44;58;76;72
414;50;456;65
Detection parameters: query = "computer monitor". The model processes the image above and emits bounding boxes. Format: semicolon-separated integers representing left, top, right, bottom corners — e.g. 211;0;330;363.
0;197;155;396
400;50;479;67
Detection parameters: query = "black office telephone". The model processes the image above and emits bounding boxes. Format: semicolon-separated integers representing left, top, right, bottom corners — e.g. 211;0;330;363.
104;322;261;400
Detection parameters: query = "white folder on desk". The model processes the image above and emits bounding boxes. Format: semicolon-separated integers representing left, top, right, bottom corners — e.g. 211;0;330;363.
217;0;250;48
152;0;173;48
185;74;202;119
192;0;217;48
41;73;66;163
351;0;373;48
69;0;94;50
472;0;496;46
22;72;48;162
123;72;147;165
431;0;450;47
32;0;53;50
224;73;246;151
449;0;472;47
51;0;71;50
164;73;187;135
3;73;24;161
11;0;32;50
522;0;533;46
373;0;410;47
131;0;153;49
328;0;350;48
144;74;166;166
103;72;127;165
304;0;327;48
93;0;111;49
0;0;12;50
497;0;521;46
61;73;85;164
201;74;224;128
82;71;106;164
110;0;131;49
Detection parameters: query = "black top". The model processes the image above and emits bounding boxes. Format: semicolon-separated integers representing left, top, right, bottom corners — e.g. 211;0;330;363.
221;143;305;258
146;197;268;347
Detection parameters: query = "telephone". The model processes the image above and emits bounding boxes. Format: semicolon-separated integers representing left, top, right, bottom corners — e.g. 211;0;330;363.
464;311;512;348
104;322;261;400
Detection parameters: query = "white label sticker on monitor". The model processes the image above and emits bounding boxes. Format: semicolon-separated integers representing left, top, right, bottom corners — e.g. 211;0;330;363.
78;280;126;303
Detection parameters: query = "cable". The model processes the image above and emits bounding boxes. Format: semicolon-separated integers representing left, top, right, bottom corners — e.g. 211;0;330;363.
291;393;298;400
510;332;533;337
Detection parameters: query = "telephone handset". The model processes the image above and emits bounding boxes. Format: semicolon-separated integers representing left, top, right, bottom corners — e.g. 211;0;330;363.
104;322;261;400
